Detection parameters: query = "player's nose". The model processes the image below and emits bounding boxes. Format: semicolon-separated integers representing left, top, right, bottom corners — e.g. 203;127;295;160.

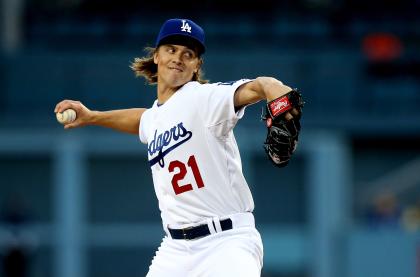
171;52;183;64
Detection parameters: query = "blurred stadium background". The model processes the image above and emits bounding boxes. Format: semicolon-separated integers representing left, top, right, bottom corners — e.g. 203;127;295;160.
0;0;419;277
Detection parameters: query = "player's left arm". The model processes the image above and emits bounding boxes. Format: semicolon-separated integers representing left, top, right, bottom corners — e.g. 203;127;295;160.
234;77;290;105
234;77;300;119
234;77;292;104
235;77;304;167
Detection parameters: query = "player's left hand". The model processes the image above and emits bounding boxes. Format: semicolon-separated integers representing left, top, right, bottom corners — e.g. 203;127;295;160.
262;89;304;167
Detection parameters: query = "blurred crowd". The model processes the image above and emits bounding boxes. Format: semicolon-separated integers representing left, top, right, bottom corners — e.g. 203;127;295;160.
366;190;420;232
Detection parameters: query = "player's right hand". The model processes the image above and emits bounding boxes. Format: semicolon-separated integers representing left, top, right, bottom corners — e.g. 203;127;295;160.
54;99;93;129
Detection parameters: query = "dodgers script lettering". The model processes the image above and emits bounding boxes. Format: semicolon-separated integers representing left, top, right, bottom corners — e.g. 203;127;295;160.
148;122;192;167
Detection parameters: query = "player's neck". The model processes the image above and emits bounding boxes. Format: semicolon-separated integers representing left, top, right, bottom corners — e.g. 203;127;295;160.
157;84;182;105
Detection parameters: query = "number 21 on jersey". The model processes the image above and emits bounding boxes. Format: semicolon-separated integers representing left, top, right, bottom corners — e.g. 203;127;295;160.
168;155;205;195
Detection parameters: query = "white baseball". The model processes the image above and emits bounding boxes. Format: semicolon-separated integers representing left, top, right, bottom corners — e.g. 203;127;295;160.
56;109;77;124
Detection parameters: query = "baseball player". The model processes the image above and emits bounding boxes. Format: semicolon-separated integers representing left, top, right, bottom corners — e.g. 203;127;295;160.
54;18;303;277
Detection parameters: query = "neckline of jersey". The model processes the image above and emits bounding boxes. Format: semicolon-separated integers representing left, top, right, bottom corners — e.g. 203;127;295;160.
155;81;195;108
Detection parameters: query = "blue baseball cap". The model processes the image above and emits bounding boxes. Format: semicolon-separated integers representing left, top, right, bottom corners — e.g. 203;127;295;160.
155;19;206;55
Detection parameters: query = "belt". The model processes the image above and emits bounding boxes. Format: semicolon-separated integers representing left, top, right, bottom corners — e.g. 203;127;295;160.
168;218;233;240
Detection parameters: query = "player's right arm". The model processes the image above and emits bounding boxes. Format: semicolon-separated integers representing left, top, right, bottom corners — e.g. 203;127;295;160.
54;100;146;135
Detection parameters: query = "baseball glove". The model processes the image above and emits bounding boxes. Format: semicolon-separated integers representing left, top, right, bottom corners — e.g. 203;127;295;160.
262;89;304;167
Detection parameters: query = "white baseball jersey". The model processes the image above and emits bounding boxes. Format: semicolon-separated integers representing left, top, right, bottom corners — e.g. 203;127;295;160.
139;79;254;227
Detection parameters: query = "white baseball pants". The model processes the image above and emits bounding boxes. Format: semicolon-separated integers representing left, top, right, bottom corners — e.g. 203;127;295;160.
146;213;263;277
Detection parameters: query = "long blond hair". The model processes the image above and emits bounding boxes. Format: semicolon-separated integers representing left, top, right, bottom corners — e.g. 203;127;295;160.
130;47;208;84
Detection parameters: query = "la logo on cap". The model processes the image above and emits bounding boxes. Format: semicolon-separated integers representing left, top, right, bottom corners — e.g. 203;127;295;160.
181;20;192;33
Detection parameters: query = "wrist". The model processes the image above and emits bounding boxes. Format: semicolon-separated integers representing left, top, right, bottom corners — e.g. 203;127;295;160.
89;110;102;125
266;84;292;102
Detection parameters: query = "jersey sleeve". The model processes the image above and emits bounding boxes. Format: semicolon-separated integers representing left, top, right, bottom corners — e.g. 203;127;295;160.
199;79;253;136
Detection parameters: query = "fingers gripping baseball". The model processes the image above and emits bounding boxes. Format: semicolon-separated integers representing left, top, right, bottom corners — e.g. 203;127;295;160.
54;100;92;129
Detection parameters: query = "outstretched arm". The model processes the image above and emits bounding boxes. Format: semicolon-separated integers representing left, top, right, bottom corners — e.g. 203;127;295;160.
54;100;146;135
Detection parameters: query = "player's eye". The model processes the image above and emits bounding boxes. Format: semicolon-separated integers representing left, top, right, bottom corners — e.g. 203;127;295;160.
184;51;194;59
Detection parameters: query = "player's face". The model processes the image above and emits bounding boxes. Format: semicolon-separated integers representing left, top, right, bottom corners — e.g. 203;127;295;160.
154;44;201;88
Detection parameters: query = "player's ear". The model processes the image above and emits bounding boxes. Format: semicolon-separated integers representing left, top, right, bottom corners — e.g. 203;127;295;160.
153;51;159;65
194;58;202;73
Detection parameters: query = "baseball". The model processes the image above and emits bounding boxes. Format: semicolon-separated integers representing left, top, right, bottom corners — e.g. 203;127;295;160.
56;109;76;124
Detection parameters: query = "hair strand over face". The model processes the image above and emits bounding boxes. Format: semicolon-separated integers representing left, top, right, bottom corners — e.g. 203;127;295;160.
130;47;208;85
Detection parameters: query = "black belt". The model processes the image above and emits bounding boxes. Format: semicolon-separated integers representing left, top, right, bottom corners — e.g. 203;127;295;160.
168;218;233;240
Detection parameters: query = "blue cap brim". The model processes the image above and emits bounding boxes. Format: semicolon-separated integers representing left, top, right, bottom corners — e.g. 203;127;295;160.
157;34;205;55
